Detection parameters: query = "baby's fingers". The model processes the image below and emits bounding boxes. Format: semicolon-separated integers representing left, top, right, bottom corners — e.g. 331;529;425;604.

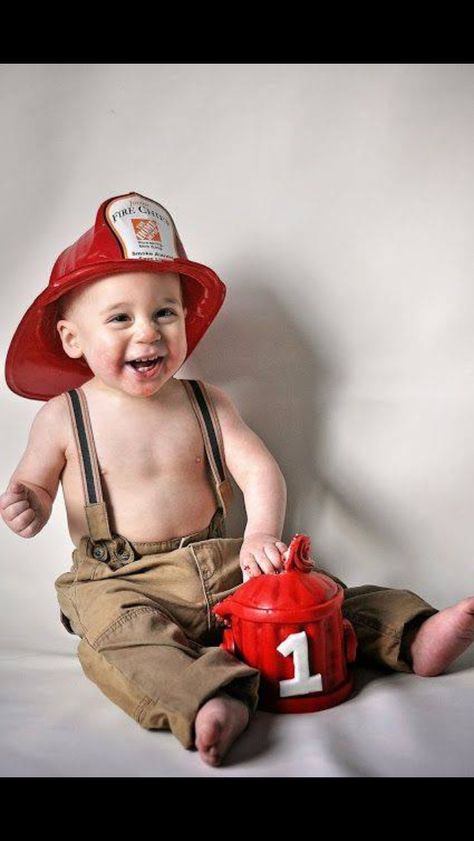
240;552;261;580
11;506;37;532
17;512;41;538
1;499;31;522
1;481;28;507
263;542;285;572
250;548;277;576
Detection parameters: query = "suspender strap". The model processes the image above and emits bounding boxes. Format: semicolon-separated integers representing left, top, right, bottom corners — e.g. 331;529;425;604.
64;388;113;541
181;379;234;520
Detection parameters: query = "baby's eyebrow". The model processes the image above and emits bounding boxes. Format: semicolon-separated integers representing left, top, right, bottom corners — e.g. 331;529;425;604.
100;298;180;314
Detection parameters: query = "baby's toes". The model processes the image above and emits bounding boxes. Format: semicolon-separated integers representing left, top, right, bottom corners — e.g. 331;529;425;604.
460;596;474;614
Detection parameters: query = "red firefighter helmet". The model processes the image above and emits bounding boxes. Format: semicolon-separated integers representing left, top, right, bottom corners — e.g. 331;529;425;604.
213;534;358;714
5;191;227;400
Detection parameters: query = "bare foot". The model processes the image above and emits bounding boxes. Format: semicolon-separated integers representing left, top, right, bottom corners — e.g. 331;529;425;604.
194;693;250;767
410;596;474;676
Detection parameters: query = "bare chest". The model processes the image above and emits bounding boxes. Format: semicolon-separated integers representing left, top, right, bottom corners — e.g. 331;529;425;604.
60;395;218;545
68;409;205;481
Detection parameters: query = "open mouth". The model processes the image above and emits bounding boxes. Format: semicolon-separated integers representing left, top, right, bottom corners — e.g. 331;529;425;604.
125;356;164;378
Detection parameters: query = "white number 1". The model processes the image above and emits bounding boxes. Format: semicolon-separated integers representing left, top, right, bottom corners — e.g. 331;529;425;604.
277;631;323;697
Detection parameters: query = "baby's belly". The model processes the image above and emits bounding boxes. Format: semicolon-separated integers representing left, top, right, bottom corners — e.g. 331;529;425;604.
61;473;219;547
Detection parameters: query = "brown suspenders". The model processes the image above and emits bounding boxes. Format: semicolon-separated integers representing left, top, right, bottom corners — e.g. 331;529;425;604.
63;379;233;544
64;388;113;542
180;380;233;521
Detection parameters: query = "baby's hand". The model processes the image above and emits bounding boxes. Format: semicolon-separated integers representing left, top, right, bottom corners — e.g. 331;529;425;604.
240;533;288;580
0;480;45;538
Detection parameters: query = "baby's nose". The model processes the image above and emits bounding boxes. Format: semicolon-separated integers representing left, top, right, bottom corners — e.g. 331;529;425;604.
134;320;161;339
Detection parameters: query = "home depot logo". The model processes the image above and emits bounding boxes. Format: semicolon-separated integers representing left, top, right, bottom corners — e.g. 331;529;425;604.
132;218;162;242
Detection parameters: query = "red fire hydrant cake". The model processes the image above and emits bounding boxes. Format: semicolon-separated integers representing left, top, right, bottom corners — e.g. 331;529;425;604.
214;533;358;713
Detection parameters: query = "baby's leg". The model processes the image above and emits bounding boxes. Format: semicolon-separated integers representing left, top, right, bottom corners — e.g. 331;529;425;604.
407;596;474;676
75;608;259;754
320;574;439;673
319;567;474;676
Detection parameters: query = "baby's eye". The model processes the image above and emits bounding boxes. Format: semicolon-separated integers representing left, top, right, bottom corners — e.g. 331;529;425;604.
109;313;129;323
108;308;176;323
155;308;176;318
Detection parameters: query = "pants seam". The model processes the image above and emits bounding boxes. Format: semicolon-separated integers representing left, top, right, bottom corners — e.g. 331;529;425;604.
346;613;402;640
189;545;213;633
135;695;155;725
80;638;159;726
91;605;164;650
71;565;89;637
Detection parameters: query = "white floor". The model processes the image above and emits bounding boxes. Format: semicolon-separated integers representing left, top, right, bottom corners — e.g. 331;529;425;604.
2;634;473;777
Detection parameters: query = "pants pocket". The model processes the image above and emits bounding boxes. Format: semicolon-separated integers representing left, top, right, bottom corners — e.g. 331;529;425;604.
59;608;75;635
54;574;81;636
54;553;90;637
203;538;245;613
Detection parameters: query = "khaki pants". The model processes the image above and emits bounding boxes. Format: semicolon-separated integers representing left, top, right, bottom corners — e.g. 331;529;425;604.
55;524;438;749
318;568;438;673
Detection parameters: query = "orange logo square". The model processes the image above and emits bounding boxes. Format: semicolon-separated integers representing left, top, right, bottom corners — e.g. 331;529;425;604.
132;218;161;242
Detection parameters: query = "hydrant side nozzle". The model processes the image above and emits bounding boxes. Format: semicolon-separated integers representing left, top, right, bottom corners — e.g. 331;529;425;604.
212;601;231;622
343;618;358;663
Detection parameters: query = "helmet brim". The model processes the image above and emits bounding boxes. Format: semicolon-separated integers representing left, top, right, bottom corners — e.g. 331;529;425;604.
5;258;225;400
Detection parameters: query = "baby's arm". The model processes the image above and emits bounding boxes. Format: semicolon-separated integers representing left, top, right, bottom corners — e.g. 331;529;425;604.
205;383;288;578
0;397;67;538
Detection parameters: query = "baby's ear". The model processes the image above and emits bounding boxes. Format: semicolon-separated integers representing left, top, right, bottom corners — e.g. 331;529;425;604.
56;319;83;359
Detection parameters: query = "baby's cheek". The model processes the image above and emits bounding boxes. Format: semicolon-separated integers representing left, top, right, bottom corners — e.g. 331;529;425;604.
98;349;122;373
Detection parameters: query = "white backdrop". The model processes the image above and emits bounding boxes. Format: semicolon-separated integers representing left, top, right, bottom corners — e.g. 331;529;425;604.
1;65;473;776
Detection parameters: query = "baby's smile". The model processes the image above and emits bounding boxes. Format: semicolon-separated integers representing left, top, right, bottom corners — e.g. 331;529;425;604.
125;355;165;379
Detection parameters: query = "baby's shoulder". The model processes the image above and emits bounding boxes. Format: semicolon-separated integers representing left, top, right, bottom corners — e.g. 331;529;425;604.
25;393;70;456
43;393;71;451
198;379;230;408
197;380;244;432
31;392;69;424
47;392;72;425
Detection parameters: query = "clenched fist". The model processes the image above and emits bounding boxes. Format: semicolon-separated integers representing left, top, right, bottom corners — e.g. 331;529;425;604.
0;480;46;538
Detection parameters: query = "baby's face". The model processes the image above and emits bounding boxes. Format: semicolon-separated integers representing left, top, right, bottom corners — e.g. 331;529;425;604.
56;271;188;398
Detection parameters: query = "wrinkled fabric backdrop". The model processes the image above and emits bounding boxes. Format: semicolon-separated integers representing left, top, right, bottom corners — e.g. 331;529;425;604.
1;64;473;777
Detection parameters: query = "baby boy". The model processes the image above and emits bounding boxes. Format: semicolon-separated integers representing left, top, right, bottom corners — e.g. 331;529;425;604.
2;192;474;767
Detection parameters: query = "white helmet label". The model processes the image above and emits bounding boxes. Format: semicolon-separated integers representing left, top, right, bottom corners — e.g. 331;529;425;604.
105;194;179;261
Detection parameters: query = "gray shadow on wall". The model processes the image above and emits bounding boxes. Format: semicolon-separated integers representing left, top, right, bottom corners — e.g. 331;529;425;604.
182;275;416;582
